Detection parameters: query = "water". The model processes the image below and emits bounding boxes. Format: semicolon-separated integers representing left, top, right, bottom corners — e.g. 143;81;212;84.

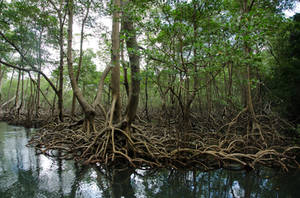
0;122;299;198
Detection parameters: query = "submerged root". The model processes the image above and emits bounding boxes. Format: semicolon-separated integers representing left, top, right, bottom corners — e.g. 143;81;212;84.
27;113;300;171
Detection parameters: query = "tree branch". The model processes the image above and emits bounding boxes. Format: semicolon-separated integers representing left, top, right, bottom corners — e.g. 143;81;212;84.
249;0;256;11
0;60;59;96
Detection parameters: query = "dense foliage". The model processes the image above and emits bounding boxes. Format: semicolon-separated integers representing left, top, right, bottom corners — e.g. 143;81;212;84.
0;0;299;170
267;13;300;123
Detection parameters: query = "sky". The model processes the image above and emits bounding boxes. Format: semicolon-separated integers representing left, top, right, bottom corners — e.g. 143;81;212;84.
284;2;300;17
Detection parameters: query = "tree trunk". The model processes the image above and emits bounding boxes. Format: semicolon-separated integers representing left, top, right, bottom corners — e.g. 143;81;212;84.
36;28;44;118
7;69;15;104
120;25;130;98
240;0;265;141
58;15;64;122
27;79;33;123
144;65;149;121
123;0;140;125
228;62;233;98
242;0;256;120
67;0;95;132
247;64;256;119
36;70;41;117
71;1;90;116
17;70;24;116
206;73;212;115
0;62;4;102
14;69;21;108
47;0;66;122
110;0;121;123
92;64;112;116
52;77;59;117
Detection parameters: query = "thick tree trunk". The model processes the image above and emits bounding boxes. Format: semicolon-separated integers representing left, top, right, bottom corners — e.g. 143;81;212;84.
111;0;121;123
123;0;140;125
240;0;265;141
242;0;256;119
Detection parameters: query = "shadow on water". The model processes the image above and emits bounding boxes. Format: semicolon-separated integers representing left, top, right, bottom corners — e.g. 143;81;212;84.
0;122;299;198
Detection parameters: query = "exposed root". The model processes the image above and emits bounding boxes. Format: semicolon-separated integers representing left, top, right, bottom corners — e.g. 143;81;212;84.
28;111;300;171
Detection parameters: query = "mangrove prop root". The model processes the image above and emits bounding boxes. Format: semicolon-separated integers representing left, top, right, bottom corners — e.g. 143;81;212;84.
27;113;300;171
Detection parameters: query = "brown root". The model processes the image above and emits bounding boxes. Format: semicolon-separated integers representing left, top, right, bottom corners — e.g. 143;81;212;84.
27;110;300;171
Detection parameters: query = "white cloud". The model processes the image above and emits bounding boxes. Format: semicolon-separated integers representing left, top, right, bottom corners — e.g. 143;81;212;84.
284;2;300;18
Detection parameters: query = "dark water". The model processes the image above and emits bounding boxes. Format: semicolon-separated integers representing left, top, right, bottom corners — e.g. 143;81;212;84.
0;122;300;198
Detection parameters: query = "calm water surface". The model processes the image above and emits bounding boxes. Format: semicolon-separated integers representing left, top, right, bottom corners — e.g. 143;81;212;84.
0;122;299;198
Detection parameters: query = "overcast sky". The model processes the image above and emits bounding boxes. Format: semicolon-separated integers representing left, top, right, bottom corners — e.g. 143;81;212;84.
284;2;300;17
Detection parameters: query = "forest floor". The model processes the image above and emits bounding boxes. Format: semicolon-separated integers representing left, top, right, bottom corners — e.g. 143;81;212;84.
1;109;300;171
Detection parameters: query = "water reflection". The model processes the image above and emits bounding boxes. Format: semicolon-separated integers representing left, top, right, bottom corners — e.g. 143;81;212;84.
0;122;299;198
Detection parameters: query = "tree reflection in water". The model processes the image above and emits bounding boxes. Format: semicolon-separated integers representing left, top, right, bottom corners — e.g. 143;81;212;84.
0;122;299;198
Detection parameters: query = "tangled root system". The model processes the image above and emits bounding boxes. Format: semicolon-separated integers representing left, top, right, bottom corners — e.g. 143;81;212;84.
28;110;300;171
